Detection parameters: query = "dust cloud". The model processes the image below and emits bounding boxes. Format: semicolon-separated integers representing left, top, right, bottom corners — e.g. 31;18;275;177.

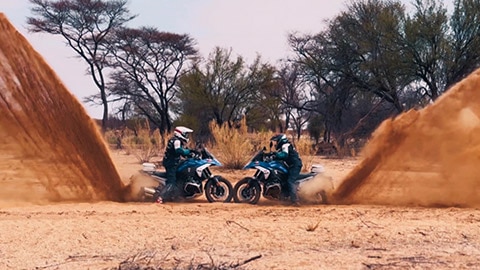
333;68;480;207
122;173;158;202
297;173;335;204
0;14;125;203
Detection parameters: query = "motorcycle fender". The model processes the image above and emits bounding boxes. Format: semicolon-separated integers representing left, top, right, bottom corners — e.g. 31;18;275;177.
196;164;211;177
255;166;270;179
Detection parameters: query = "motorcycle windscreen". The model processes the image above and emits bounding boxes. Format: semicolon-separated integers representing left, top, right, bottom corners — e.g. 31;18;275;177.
243;150;265;169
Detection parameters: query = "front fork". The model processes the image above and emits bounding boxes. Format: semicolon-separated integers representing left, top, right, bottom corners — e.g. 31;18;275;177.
203;167;218;184
251;170;264;185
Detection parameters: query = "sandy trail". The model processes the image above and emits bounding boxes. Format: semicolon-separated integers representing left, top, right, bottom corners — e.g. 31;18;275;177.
2;194;480;269
1;153;479;270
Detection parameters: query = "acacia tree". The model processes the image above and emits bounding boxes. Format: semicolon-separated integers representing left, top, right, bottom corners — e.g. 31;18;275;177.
27;0;136;131
106;27;197;135
333;0;409;112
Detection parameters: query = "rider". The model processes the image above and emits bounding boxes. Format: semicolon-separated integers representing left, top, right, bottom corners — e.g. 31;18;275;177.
154;126;194;204
270;134;303;205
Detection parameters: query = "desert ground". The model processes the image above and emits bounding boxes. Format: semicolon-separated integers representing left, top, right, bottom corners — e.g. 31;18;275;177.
1;151;480;270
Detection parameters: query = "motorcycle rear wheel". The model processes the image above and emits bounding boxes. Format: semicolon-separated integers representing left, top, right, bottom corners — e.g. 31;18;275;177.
204;176;233;203
233;177;261;204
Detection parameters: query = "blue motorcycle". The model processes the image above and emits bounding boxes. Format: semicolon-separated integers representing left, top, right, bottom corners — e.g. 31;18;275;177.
140;147;233;203
233;147;327;204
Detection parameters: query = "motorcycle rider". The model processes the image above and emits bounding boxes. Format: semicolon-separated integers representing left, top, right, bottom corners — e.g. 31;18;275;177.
270;133;303;205
154;126;194;204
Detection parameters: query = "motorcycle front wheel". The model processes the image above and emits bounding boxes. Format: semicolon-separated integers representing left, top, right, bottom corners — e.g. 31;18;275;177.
233;177;261;204
204;176;233;203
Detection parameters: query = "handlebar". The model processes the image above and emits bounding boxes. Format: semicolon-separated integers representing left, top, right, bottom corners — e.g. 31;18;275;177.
263;151;276;161
189;150;200;159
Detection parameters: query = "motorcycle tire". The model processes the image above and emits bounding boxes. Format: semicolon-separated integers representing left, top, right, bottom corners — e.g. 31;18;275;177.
233;177;261;204
204;176;234;203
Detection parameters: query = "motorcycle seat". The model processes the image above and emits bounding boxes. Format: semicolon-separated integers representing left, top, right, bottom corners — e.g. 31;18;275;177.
296;172;317;181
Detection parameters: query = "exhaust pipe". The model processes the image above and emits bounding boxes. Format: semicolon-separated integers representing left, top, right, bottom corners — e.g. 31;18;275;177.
143;187;156;196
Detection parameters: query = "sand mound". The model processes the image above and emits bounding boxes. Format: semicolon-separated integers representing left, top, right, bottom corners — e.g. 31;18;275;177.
0;13;124;203
333;69;480;207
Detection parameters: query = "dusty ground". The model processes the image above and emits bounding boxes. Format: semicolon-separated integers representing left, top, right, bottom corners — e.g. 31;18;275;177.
1;151;480;270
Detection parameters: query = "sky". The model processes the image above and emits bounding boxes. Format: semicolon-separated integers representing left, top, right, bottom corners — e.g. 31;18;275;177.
1;0;445;118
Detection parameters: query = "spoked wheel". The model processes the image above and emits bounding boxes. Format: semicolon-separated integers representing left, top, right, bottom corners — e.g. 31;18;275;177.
233;177;261;204
205;176;234;203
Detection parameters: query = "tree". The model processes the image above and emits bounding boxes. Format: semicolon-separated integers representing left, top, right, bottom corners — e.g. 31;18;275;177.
289;0;409;145
107;27;197;135
332;0;409;112
247;75;283;133
27;0;136;131
403;0;449;101
307;114;324;144
288;32;356;143
285;0;480;155
176;47;275;136
446;0;480;88
275;62;314;138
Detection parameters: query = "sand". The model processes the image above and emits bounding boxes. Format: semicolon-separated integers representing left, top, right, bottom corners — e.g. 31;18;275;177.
2;153;480;269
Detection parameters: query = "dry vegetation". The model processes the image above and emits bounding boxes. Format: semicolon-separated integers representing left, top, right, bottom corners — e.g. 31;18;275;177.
104;121;175;164
208;120;255;169
111;119;323;174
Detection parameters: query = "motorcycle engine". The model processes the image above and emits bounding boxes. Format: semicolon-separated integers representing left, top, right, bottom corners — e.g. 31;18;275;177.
264;181;281;199
184;179;202;197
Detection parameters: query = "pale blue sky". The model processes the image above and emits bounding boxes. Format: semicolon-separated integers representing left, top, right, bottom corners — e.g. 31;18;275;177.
1;0;451;118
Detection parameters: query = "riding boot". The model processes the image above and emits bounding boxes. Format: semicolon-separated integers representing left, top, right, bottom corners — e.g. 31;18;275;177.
289;181;299;204
287;165;302;205
159;183;178;202
151;186;162;203
280;183;290;200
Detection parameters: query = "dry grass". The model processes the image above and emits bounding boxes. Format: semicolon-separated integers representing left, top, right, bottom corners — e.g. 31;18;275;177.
111;249;257;270
105;122;318;170
209;120;254;169
208;121;319;171
305;221;320;232
122;127;161;163
249;130;275;152
294;136;317;172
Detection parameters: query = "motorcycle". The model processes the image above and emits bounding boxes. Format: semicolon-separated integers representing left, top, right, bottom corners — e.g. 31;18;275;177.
138;147;233;203
233;147;330;205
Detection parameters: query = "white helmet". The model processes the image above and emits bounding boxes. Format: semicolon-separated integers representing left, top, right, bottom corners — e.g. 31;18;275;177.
174;126;193;142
